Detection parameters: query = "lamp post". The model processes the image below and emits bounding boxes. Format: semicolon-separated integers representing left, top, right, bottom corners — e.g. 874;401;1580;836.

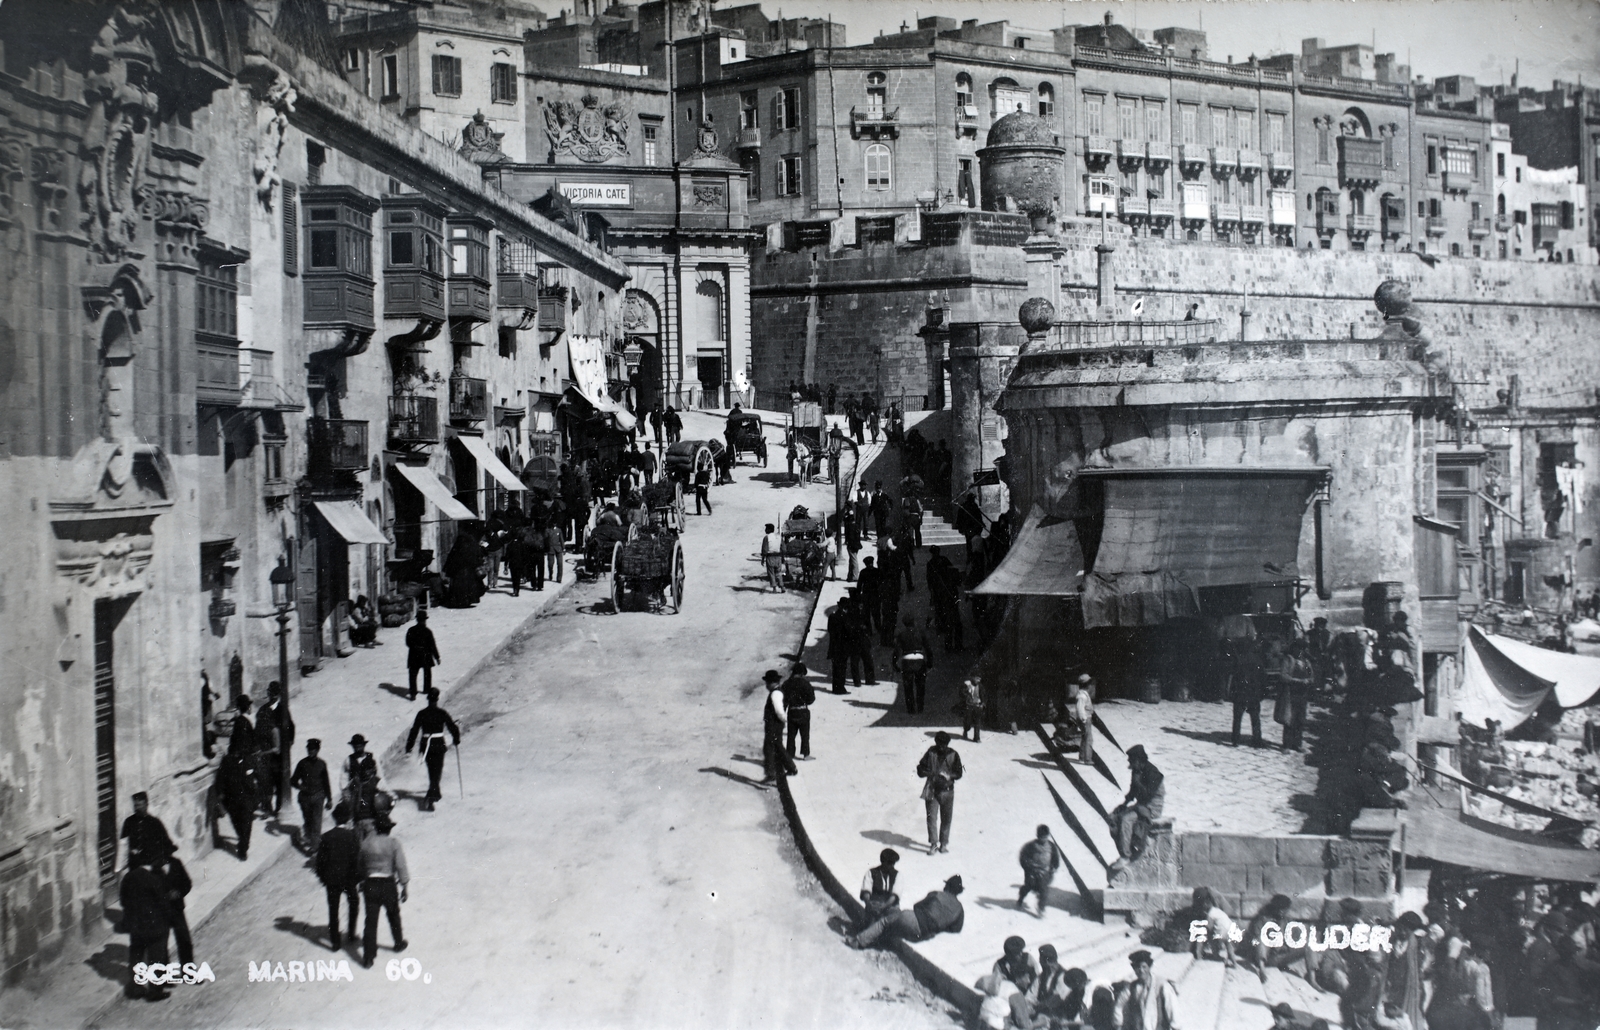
269;558;296;807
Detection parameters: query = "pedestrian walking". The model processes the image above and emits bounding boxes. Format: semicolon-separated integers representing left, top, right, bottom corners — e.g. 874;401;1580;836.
848;592;879;686
543;519;564;584
854;486;872;538
826;601;857;695
290;738;332;854
405;609;441;702
155;853;194;966
925;546;963;651
1108;746;1165;872
120;791;175;870
259;681;294;815
759;670;798;784
847;875;964;949
916;731;962;853
844;509;863;581
1230;637;1266;747
1069;674;1096;766
857;848;901;930
216;742;258;861
664;405;683;444
694;464;713;515
848;407;864;446
504;525;530;596
876;549;903;647
405;688;462;811
342;734;383;827
120;855;173;1000
870;481;893;541
868;407;880;444
760;523;784;592
1017;825;1063;917
358;814;409;969
1115;951;1180;1030
961;676;984;742
1277;639;1314;751
649;403;664;447
893;612;932;715
783;663;815;760
525;520;547;591
823;533;839;581
856;556;882;638
315;801;362;950
901;494;924;549
826;383;837;415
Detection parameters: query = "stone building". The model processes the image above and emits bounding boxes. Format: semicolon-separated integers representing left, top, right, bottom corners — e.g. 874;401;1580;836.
0;0;627;986
1492;78;1600;250
1490;122;1595;264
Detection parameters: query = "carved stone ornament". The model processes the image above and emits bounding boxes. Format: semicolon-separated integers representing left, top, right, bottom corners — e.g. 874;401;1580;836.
692;181;725;206
49;438;175;599
0;134;26;223
543;94;630;163
694;123;719;157
459;111;510;165
621;291;656;333
252;71;297;213
78;2;163;264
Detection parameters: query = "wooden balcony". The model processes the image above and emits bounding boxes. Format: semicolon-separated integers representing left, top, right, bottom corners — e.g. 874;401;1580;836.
1240;203;1267;224
1236;149;1262;176
1268;151;1295;184
1209;147;1238;174
1211;202;1242;225
1426;216;1448;236
388;394;439;446
1084;135;1115;168
1348;213;1380;236
1468;218;1493;238
850;106;900;140
384;268;446;322
449;375;488;425
196;338;242;407
1119;197;1149;221
1149;198;1178;220
1337;136;1385;189
1177;144;1208;170
735;127;761;149
1117;140;1145;166
308;418;369;476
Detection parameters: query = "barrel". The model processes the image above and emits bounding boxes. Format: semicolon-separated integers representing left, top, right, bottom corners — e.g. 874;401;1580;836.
1139;675;1163;704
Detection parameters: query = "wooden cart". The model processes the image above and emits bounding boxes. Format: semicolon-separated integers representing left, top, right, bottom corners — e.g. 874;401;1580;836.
611;528;685;613
779;515;828;591
642;478;685;534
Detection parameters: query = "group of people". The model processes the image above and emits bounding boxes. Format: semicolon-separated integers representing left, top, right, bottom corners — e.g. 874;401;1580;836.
975;939;1178;1030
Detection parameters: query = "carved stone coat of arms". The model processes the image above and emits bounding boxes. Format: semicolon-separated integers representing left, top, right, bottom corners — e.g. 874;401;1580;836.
543;95;629;162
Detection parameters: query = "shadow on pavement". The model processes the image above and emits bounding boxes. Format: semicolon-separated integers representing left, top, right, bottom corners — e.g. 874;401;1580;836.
860;828;926;851
1159;724;1238;748
698;766;768;790
84;942;128;984
378;682;412;700
273;915;329;948
729;753;762;766
574;601;619;616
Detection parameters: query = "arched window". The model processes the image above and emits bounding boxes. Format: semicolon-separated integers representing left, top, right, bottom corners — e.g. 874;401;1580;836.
865;144;892;191
866;71;887;118
955;73;974;113
991;77;1028;118
1037;82;1054;119
693;278;725;345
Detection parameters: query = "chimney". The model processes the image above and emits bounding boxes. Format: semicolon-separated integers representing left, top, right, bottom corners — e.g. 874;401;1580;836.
1104;12;1113;26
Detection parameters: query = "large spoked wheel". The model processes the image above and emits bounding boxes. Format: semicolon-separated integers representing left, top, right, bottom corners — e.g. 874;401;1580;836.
610;542;625;611
670;539;685;612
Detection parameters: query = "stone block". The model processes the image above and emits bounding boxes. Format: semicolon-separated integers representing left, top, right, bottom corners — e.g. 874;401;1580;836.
1263;864;1327;896
1209;835;1278;866
1276;837;1331;868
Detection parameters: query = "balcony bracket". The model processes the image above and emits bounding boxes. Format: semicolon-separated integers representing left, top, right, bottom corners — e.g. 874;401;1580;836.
387;317;444;353
307;326;372;360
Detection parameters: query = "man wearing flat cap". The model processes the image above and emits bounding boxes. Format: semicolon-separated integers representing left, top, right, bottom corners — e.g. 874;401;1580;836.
1115;949;1179;1029
759;671;797;785
290;738;332;853
1108;745;1165;871
315;801;362;950
357;813;409;968
847;875;964;949
406;688;461;811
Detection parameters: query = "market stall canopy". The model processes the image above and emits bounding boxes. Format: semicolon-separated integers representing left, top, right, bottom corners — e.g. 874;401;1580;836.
392;463;476;521
1400;805;1600;882
313;501;389;545
1080;468;1324;627
1458;626;1600;730
455;434;525;492
560;385;637;433
972;504;1085;596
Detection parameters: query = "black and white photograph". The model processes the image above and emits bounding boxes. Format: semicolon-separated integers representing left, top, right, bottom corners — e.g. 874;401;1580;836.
1;0;1599;1027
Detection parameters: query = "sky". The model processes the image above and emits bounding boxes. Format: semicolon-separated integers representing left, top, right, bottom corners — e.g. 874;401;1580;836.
748;0;1600;91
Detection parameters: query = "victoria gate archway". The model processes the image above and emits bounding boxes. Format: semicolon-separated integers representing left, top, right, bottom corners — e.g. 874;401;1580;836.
622;288;661;416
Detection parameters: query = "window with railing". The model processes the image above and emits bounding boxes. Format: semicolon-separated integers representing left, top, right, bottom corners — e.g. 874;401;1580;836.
1084;95;1104;136
1038;82;1054;119
1144;102;1162;141
866;72;886;118
956;74;975;115
741;91;759;129
1180;105;1197;145
197;252;239;342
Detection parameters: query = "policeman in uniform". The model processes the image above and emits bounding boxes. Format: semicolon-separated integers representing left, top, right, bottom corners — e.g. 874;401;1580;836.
405;688;461;811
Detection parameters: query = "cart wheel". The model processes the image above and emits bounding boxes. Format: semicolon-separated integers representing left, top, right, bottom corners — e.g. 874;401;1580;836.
671;540;685;612
611;542;625;611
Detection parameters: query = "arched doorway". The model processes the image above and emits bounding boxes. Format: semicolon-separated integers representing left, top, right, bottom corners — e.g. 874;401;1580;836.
692;277;725;408
622;288;662;415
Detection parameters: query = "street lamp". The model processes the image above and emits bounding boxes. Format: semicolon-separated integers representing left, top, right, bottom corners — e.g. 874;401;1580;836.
268;558;296;806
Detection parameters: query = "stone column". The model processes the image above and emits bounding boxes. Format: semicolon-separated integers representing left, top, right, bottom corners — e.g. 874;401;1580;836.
948;317;1027;504
917;308;949;411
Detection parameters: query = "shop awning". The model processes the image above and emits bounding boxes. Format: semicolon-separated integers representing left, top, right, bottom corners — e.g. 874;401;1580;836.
1401;806;1600;882
1080;469;1322;627
313;501;389;545
972;504;1085;596
392;463;477;520
455;434;526;492
560;386;637;433
1458;626;1600;730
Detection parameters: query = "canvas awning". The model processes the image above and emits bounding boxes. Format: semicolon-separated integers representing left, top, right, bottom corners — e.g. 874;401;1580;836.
392;463;477;521
313;501;389;545
1080;469;1322;627
560;386;637;433
1458;626;1600;730
455;434;525;492
1401;806;1600;882
972;504;1085;596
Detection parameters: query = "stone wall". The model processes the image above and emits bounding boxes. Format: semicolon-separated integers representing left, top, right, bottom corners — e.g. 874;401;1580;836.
1103;821;1398;928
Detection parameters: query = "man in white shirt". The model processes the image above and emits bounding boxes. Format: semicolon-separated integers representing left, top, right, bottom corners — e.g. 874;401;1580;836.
1115;949;1180;1029
760;523;785;593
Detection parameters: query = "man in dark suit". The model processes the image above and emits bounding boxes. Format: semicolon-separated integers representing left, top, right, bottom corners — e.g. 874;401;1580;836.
315;801;362;950
258;681;295;815
119;792;175;871
120;856;173;1000
856;557;882;639
826;602;857;695
158;853;194;965
783;664;816;761
405;609;441;702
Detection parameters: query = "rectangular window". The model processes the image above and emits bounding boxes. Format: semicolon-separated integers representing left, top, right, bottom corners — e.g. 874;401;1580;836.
1497;152;1506;177
1318;124;1330;163
867;86;886;118
1038;91;1054;119
957;159;975;206
1180;105;1197;145
1118;101;1136;140
994;87;1030;117
778;155;802;196
1471;201;1481;220
1427;143;1438;175
865;145;891;191
196;255;239;339
1499;239;1508;258
309;228;339;268
643;123;658;166
390;230;415;266
1561;201;1575;229
432;55;461;97
1267;112;1286;152
382;55;399;99
1145;103;1162;142
741;91;759;129
1236;110;1254;149
282;182;298;276
777;87;800;130
490;63;517;104
1450;242;1462;256
342;48;361;73
1429;198;1442;217
1210;107;1229;146
740;151;760;199
1084;96;1103;136
1444;148;1472;176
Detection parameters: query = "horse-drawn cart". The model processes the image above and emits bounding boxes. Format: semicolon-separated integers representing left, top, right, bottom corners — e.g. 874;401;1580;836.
611;528;685;613
779;511;828;591
642;478;685;533
581;519;636;577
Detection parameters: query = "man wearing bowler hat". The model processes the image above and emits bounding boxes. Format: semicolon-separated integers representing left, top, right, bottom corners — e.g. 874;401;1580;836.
404;609;441;702
342;734;383;830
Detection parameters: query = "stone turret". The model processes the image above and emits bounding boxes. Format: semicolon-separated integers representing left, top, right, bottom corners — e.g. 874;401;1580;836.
977;111;1066;232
